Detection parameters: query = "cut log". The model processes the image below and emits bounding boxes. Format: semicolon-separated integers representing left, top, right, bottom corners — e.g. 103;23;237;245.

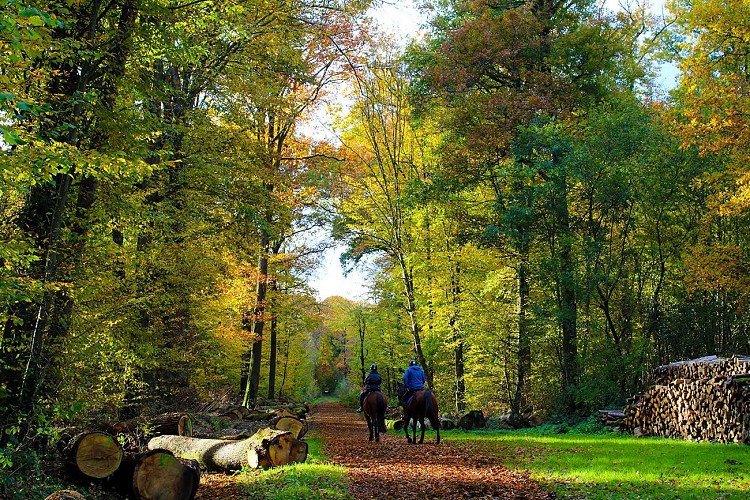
246;428;296;469
289;439;308;464
439;417;457;431
386;419;405;431
113;413;193;438
45;491;85;500
68;431;123;480
245;412;274;422
132;449;200;500
273;416;308;439
150;413;193;437
458;410;487;430
147;428;296;471
218;408;245;420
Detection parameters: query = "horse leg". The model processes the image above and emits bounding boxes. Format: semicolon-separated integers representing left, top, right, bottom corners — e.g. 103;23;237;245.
419;418;426;444
366;415;374;441
411;418;418;445
403;416;412;443
370;410;378;442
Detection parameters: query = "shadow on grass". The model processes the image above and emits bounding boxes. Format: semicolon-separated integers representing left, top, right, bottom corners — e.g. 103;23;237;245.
445;430;750;499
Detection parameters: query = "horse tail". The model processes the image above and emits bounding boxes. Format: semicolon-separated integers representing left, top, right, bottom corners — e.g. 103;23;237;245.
377;393;387;433
425;390;441;431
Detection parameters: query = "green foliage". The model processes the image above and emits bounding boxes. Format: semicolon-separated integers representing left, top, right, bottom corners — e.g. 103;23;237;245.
0;404;85;498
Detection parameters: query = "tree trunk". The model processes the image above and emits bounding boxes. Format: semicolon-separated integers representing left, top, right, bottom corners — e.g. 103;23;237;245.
358;311;367;385
558;196;578;411
148;428;305;470
267;279;278;400
512;240;531;422
397;254;433;388
243;226;270;408
449;257;465;414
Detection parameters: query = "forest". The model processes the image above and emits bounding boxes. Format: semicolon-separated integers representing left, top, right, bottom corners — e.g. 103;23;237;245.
2;0;750;492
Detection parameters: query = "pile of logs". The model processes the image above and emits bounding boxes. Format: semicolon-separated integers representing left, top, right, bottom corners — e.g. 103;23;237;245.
596;410;626;429
56;400;311;498
61;430;199;499
623;355;750;443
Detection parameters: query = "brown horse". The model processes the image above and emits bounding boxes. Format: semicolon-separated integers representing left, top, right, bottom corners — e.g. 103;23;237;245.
363;391;388;442
399;384;441;444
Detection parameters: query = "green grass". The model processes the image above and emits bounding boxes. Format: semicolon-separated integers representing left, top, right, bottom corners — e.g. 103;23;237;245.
239;432;352;499
445;426;750;499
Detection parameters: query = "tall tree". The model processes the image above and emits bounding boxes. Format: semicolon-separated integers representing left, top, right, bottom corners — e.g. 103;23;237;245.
339;51;437;388
415;0;648;413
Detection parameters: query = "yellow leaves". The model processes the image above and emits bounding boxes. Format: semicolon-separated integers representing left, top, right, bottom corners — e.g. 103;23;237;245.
684;242;750;297
718;171;750;216
672;0;750;154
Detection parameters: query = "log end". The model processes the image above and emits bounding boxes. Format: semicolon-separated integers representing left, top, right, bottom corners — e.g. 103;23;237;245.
44;491;86;500
71;431;123;480
133;449;200;500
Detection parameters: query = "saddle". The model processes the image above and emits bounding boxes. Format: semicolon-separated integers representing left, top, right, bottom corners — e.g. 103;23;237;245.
401;388;423;406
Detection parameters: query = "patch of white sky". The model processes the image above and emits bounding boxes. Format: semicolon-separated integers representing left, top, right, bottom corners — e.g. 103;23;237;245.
307;0;677;302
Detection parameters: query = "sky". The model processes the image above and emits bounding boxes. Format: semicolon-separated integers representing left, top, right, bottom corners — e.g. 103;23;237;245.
307;1;424;303
308;247;372;302
308;0;677;302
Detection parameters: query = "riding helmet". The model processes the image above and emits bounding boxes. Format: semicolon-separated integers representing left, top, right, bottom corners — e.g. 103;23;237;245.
370;363;377;371
409;359;417;366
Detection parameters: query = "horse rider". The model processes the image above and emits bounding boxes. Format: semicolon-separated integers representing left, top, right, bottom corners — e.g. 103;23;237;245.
357;364;382;412
401;359;426;406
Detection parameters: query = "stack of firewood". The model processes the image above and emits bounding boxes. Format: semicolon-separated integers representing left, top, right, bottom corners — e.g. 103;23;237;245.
596;410;626;428
623;355;750;443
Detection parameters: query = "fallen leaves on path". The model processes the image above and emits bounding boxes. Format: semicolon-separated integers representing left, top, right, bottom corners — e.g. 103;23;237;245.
195;472;246;499
308;401;553;499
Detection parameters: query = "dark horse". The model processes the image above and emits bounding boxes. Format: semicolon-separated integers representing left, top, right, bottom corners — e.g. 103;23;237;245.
363;391;388;442
399;384;441;444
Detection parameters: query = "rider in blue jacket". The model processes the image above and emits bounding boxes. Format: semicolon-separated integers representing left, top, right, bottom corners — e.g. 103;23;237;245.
401;359;425;405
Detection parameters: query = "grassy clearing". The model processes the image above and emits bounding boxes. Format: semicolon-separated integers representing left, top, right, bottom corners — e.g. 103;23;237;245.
446;425;750;499
239;433;351;499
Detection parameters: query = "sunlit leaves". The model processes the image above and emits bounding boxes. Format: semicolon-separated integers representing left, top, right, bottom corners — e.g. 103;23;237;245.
670;0;750;154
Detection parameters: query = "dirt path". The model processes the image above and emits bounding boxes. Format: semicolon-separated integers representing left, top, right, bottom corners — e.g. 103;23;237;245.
309;401;552;499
